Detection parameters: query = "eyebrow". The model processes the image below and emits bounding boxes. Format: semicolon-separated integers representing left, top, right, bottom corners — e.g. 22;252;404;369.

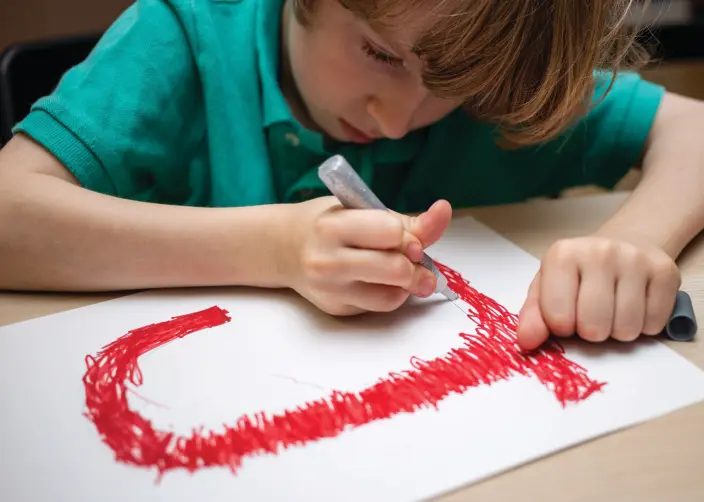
361;22;409;58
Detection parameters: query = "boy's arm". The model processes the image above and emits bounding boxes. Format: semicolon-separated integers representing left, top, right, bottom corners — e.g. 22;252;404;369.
0;134;447;317
512;89;704;350
594;91;704;258
0;134;295;291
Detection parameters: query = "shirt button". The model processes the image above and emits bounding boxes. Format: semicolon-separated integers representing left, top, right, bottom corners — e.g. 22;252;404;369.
285;132;300;147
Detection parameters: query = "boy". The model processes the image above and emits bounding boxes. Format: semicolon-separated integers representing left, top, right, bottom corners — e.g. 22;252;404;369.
0;0;702;351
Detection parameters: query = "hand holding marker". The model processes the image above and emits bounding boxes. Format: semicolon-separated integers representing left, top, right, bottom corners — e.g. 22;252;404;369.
316;155;697;342
317;155;458;302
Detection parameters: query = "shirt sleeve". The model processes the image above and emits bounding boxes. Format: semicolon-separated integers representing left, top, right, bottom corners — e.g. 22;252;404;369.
537;70;666;193
12;0;203;204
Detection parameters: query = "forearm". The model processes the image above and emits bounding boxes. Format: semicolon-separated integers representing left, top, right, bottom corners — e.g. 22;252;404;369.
0;173;293;292
596;93;704;258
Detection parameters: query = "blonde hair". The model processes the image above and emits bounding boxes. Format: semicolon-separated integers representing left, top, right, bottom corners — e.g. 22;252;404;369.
292;0;650;147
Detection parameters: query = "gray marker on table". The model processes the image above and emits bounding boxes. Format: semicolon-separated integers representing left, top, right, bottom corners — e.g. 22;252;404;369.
662;290;698;342
317;155;459;302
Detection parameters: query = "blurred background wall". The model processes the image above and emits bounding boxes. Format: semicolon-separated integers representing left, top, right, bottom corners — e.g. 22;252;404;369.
634;0;704;100
0;0;132;52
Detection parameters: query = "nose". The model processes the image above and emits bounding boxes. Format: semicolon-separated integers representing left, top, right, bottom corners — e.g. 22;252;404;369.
367;82;428;140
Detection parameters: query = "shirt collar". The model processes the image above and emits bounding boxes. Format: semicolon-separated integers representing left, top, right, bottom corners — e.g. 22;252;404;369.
256;0;294;128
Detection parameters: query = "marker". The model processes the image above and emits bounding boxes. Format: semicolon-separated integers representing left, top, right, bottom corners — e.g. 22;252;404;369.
317;154;459;302
662;290;698;342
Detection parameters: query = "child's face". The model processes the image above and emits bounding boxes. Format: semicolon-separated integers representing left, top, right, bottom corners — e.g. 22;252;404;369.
283;0;462;144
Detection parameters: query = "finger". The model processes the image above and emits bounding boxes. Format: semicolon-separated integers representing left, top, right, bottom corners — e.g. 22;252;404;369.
576;262;616;342
539;243;580;337
317;209;407;250
398;200;453;250
516;273;551;351
339;282;411;313
643;260;680;335
611;273;647;342
327;248;436;293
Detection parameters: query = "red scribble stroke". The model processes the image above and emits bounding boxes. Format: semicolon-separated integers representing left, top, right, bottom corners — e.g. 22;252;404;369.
436;263;605;405
83;265;605;477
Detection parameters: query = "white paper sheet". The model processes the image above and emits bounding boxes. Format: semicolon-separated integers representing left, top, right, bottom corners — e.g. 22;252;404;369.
2;214;704;502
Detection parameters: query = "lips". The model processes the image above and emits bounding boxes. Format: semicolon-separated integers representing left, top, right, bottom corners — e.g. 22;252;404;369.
339;119;374;144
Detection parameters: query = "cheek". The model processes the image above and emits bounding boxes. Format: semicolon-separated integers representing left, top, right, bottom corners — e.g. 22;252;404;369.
414;99;462;128
291;31;368;109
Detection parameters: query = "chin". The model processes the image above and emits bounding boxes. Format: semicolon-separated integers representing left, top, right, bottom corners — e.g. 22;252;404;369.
325;127;349;143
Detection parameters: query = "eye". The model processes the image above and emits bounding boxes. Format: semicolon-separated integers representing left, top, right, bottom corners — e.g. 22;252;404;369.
361;40;405;69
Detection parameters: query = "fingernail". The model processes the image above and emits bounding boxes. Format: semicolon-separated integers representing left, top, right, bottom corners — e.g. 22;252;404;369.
418;275;436;297
407;242;423;262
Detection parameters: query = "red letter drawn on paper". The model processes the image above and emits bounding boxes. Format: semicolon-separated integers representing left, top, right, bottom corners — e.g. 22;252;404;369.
83;263;604;476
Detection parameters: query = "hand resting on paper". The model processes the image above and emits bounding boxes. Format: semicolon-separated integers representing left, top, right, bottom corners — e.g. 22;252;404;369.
516;235;681;350
285;196;453;316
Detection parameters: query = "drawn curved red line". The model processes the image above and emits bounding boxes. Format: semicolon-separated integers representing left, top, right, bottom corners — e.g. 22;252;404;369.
82;264;605;476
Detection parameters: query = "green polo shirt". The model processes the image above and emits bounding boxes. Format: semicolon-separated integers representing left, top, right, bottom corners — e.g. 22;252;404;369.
13;0;665;213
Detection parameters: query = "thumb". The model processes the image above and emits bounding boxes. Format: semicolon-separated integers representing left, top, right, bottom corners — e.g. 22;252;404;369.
401;200;453;250
516;272;551;351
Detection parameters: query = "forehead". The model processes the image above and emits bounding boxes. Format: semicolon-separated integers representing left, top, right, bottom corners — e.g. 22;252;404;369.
337;0;438;47
341;0;477;62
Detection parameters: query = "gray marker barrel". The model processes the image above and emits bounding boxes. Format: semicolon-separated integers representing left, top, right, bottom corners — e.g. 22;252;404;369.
318;155;458;301
662;290;698;342
318;154;387;211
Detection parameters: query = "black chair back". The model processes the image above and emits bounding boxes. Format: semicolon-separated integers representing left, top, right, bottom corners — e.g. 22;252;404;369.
0;34;101;147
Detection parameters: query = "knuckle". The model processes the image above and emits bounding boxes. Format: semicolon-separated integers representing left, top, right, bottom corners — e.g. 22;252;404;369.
545;314;574;336
650;257;680;286
591;240;618;266
387;255;414;284
379;287;409;312
612;323;641;342
546;240;576;266
382;213;406;245
643;314;667;336
618;245;644;270
578;322;610;343
304;289;349;317
301;251;337;280
313;213;338;239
